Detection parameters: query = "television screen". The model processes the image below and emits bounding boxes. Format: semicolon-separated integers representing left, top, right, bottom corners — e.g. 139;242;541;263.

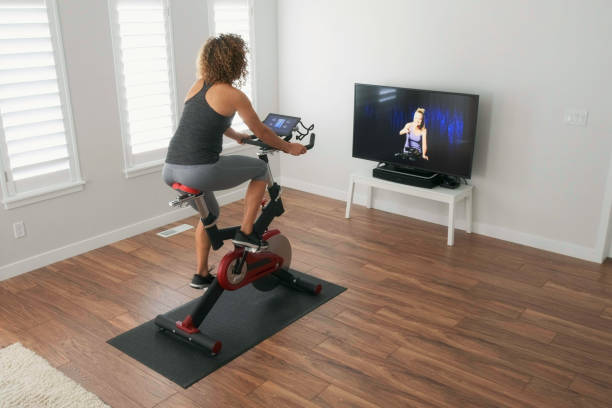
352;83;479;178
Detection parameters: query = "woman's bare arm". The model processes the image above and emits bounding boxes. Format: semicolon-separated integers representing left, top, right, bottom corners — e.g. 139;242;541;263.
232;89;306;155
399;122;413;135
224;127;249;144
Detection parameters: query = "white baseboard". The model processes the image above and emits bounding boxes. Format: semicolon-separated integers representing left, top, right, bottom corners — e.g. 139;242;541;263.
0;187;247;282
280;176;600;263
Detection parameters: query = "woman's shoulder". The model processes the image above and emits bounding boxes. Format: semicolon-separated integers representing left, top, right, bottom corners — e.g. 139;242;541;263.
209;82;236;92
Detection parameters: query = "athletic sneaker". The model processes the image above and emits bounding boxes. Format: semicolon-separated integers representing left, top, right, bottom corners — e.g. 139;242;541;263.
190;266;216;289
232;230;269;251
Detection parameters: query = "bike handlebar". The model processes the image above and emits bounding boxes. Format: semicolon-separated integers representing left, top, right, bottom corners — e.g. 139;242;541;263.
243;133;315;152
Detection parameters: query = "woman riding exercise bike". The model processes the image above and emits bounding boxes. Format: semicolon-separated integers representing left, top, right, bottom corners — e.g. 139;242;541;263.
162;34;307;289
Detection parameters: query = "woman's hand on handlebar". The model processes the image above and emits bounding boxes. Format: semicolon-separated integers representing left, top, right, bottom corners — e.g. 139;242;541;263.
285;142;307;156
237;134;251;144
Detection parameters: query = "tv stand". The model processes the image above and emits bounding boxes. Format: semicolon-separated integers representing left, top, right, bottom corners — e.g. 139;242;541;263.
345;170;473;246
373;163;442;188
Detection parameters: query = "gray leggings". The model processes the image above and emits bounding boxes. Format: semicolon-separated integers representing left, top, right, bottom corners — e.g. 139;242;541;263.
162;155;270;217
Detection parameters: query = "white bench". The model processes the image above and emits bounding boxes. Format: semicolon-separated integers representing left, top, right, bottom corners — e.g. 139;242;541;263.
345;171;473;246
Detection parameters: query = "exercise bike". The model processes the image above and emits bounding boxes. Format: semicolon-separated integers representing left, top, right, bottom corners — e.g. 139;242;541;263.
154;117;319;355
394;147;422;161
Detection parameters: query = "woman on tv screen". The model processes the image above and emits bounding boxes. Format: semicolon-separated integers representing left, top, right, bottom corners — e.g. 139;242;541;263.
399;108;429;160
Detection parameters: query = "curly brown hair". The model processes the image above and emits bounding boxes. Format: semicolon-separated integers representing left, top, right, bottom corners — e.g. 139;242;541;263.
196;34;248;87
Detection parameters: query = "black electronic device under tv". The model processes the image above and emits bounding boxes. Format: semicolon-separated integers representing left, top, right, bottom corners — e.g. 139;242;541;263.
352;83;479;183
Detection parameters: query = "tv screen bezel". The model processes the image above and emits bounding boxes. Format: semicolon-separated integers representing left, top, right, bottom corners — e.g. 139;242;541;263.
352;83;479;179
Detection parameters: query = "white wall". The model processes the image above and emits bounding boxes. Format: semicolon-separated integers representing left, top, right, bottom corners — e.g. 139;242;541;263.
0;0;279;280
277;0;612;262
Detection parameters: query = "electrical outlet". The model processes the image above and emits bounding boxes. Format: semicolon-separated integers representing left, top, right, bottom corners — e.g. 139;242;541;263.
564;109;588;126
13;221;25;239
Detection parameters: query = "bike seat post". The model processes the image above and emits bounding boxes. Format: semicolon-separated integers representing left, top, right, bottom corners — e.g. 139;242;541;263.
193;195;210;220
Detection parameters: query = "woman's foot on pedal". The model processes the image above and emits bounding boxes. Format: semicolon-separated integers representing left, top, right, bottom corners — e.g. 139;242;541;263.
190;267;216;289
232;230;269;251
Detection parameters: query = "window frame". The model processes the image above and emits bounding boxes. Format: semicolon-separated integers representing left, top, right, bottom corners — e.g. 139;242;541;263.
0;0;85;210
207;0;257;150
107;0;180;178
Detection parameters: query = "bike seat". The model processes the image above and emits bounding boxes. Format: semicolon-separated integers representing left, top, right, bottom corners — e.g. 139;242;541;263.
172;183;201;195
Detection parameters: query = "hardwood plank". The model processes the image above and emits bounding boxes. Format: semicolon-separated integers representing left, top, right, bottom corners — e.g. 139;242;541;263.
60;361;145;408
9;326;71;368
521;308;612;345
454;316;612;386
181;378;266;408
542;280;612;310
313;384;381;408
468;282;612;332
0;269;39;294
202;364;265;396
313;337;499;408
227;347;329;401
249;380;320;408
258;339;437;408
524;378;610;408
551;333;612;364
0;326;20;348
297;313;398;359
373;307;575;388
456;316;556;344
267;319;328;350
570;375;612;406
0;286;60;332
336;308;533;391
109;237;144;253
154;393;201;408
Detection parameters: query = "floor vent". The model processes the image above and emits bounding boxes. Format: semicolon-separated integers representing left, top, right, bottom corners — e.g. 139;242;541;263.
157;224;194;238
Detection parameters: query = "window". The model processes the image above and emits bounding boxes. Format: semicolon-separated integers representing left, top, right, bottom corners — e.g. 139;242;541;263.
0;0;84;209
108;0;178;177
209;0;255;135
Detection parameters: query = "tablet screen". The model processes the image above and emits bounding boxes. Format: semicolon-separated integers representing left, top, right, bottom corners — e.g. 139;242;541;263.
263;113;301;137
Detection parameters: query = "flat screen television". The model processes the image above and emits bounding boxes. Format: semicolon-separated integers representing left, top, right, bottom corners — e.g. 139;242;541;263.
353;83;479;178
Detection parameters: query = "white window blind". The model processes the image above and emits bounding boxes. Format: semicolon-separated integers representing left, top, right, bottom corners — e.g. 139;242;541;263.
210;0;255;133
108;0;177;174
0;0;82;204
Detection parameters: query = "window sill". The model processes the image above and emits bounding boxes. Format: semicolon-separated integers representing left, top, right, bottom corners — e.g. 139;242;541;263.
2;180;86;210
124;160;165;179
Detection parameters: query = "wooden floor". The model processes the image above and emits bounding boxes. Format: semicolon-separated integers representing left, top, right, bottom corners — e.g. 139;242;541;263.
1;188;612;407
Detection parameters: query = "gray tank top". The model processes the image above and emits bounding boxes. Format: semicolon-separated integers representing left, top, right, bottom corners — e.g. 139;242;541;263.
165;82;235;164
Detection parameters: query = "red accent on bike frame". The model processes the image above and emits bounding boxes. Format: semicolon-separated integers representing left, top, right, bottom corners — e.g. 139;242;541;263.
216;244;284;290
176;315;200;334
172;183;201;195
262;229;280;240
212;341;222;354
314;284;322;294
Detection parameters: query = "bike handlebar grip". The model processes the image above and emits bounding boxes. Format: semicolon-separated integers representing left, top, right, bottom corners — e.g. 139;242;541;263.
305;133;316;150
243;139;269;149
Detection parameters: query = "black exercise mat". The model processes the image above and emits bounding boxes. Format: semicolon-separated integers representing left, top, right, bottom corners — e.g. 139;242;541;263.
107;269;346;388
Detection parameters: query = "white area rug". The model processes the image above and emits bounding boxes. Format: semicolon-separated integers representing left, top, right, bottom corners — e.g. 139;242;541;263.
0;343;109;408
